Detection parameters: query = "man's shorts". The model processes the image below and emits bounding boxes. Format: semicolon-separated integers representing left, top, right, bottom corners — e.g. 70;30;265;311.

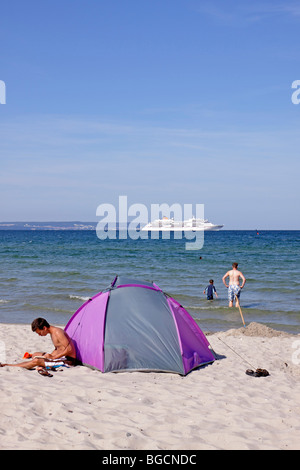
43;356;78;369
228;285;241;302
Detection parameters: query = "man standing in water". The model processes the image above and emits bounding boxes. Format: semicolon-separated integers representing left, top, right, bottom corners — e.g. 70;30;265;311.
222;262;246;307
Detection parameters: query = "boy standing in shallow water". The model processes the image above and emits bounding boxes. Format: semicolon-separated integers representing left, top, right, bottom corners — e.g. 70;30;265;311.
222;262;246;307
203;279;218;300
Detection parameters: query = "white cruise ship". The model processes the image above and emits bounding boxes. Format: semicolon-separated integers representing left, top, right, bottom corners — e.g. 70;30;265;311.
141;217;223;232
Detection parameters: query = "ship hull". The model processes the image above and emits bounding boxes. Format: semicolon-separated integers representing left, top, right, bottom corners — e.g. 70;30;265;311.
141;225;223;232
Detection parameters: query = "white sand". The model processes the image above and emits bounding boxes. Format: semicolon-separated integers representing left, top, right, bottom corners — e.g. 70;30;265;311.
0;322;300;450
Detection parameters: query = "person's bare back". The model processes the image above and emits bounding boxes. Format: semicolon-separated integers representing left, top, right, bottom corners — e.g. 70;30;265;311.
47;326;76;360
225;269;245;286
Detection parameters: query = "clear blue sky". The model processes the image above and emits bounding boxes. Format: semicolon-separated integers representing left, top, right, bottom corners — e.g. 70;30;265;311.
1;0;300;229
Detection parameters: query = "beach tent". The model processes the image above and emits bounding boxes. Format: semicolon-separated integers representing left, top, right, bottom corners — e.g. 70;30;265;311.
65;276;215;375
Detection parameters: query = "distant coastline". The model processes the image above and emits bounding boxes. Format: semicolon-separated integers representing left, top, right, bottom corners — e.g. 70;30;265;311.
0;222;98;230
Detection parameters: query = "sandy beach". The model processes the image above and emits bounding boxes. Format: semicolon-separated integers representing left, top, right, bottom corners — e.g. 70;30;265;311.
0;321;299;451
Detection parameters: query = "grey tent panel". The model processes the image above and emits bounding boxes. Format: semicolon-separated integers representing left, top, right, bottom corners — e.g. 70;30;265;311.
104;285;184;374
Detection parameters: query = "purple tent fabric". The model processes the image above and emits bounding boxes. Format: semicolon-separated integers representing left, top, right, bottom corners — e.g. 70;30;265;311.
65;277;215;375
166;297;215;373
65;291;109;370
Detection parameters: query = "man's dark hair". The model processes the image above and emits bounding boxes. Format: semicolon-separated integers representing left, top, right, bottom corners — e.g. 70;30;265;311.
31;317;50;332
232;262;238;269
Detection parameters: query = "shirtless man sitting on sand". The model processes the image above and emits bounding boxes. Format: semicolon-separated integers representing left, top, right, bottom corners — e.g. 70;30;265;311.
0;317;76;372
222;262;246;307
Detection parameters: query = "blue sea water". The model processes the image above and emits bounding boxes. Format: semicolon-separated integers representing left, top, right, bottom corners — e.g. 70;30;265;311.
0;230;299;333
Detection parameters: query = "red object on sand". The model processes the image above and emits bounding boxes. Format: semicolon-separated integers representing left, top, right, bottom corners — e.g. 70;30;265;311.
23;352;32;359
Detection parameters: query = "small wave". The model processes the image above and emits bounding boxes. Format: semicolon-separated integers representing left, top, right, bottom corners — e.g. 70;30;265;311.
22;303;73;314
69;295;90;301
0;277;18;283
0;299;9;304
188;305;228;310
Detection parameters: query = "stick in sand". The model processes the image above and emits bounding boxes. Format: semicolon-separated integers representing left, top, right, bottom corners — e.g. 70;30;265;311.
235;295;246;327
